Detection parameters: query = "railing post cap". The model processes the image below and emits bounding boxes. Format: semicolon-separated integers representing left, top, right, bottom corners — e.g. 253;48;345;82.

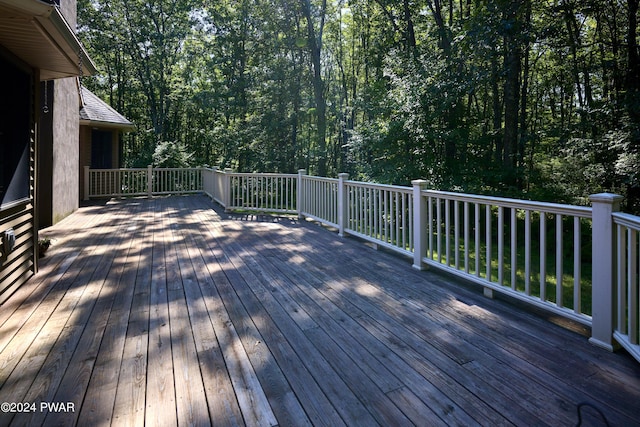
338;173;349;179
298;169;307;175
589;193;624;204
411;179;428;187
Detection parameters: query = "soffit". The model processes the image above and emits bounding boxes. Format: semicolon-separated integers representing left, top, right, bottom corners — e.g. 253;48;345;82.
0;1;97;80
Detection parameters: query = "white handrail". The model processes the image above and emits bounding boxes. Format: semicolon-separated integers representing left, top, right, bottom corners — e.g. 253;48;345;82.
416;189;593;326
299;175;339;227
226;172;298;213
344;180;413;256
85;167;202;199
612;211;640;362
423;189;592;218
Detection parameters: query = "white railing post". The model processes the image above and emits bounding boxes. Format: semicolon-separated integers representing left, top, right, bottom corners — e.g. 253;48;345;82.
84;166;90;201
338;173;349;237
589;192;624;351
223;168;233;210
412;180;428;270
147;165;153;198
210;166;218;200
297;169;307;219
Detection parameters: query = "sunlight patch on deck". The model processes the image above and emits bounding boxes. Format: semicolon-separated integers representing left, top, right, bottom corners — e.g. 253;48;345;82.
355;283;380;297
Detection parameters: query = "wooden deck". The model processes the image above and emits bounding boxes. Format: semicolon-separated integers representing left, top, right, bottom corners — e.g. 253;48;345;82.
0;195;638;426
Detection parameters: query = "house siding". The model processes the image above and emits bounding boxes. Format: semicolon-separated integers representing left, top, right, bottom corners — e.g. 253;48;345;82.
49;1;80;224
0;0;88;300
0;202;35;304
0;70;36;303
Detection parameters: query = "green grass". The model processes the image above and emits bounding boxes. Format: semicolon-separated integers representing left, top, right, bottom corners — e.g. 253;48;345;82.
425;210;593;316
344;206;594;316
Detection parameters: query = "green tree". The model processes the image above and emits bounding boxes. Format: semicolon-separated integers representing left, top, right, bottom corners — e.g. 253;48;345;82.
77;0;640;211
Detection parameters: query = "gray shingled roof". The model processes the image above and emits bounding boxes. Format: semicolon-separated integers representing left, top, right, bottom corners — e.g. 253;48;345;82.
79;86;135;130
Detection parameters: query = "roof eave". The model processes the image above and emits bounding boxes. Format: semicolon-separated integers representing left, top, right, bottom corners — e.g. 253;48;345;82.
80;119;136;132
37;7;98;77
0;0;53;16
0;0;97;80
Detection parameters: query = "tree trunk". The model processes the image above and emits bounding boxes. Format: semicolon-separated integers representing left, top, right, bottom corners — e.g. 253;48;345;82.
491;51;502;165
503;48;520;171
502;0;523;177
403;0;417;51
518;0;531;188
427;0;457;169
300;0;328;176
626;0;640;122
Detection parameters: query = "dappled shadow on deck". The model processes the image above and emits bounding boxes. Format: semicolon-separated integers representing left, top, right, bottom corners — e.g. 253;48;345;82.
0;195;638;426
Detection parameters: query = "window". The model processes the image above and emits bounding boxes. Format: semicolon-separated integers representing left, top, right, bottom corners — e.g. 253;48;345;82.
0;55;32;210
91;130;113;169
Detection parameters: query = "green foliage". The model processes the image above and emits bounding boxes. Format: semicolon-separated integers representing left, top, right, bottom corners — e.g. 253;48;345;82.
78;0;640;211
152;141;194;168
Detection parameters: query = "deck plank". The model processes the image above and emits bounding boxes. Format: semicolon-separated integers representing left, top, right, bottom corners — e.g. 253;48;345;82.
0;195;638;427
238;227;416;425
262;219;612;425
0;201;139;426
172;199;249;427
165;199;211;427
110;202;154;427
211;220;381;426
13;201;146;427
190;208;330;427
80;201;154;426
290;219;638;424
144;198;178;427
311;233;640;425
255;220;505;425
43;200;150;427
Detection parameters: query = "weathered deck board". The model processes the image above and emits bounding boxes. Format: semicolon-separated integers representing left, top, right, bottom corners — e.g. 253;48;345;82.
168;198;252;427
240;220;507;426
110;202;153;427
194;216;332;426
0;194;638;426
261;213;636;426
143;198;178;427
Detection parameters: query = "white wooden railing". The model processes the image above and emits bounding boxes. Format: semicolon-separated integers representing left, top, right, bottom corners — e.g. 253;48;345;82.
345;178;414;256
202;167;226;206
86;168;149;198
413;185;593;326
296;174;414;256
612;210;640;362
299;174;340;227
227;173;297;213
154;168;202;194
88;166;640;363
202;168;297;213
84;166;201;199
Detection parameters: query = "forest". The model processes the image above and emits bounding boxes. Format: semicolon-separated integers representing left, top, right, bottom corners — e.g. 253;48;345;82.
77;0;640;211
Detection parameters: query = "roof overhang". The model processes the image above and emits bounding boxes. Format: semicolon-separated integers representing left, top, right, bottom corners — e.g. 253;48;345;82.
80;119;136;132
0;0;97;80
79;86;136;131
